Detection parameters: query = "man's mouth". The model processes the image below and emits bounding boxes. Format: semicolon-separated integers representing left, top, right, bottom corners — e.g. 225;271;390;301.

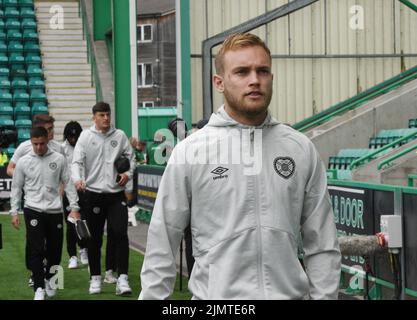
246;91;263;98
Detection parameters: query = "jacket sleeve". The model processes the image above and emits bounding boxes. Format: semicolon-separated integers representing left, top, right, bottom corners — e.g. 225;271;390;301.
71;133;86;183
121;133;136;180
9;159;25;215
300;142;341;300
139;143;191;300
61;157;79;211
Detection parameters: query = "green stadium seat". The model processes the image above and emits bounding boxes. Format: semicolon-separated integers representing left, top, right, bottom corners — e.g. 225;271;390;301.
4;8;19;20
14;104;30;120
30;91;46;105
0;53;8;66
0;10;4;19
27;64;42;78
0;91;11;104
409;119;417;128
24;54;40;67
6;29;21;41
11;78;26;91
17;129;29;144
28;78;43;90
0;20;4;31
0;31;6;41
15;118;31;128
0;66;9;79
18;0;35;9
22;29;37;42
4;0;18;8
0;104;13;119
20;7;35;19
31;104;48;116
0;118;14;126
4;146;16;158
0;78;10;92
0;42;6;53
5;19;20;31
20;18;35;30
7;41;23;54
13;91;29;105
23;41;39;54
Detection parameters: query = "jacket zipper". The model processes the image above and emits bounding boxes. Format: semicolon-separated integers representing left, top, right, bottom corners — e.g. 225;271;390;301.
251;127;265;299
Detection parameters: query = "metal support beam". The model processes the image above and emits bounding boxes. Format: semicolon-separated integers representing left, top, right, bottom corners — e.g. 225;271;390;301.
202;0;319;119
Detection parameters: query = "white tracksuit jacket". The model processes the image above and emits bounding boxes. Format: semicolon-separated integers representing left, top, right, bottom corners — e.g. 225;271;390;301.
10;149;79;215
71;125;135;193
139;106;341;300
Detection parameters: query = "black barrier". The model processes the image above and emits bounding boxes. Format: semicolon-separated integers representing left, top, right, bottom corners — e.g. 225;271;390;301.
136;165;165;211
402;193;417;292
0;166;11;199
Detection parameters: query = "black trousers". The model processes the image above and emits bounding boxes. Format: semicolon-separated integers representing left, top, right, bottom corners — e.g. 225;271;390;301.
63;193;86;257
24;208;63;291
105;228;116;272
184;224;195;277
84;191;129;277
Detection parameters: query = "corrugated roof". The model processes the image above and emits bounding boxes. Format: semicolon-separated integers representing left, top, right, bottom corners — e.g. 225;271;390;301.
137;0;175;16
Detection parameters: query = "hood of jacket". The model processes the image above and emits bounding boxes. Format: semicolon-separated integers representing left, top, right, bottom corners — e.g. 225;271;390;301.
207;105;280;129
89;124;117;137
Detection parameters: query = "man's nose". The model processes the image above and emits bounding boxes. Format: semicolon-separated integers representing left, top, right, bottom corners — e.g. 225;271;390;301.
248;70;260;85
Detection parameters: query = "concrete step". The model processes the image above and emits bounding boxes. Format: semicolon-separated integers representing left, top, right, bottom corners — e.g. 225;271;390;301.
37;12;80;19
37;18;82;25
39;34;83;41
36;6;79;12
46;81;93;88
43;63;91;70
46;75;92;83
48;94;95;101
45;69;91;77
39;29;83;35
48;100;95;108
42;46;87;52
46;88;96;95
54;119;92;128
40;40;87;47
49;109;95;115
42;57;87;64
37;24;82;30
42;51;87;58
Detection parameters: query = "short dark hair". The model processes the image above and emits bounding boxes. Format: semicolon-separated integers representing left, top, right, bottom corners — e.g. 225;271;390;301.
168;117;188;138
63;121;83;141
30;126;48;139
92;101;111;114
33;114;55;127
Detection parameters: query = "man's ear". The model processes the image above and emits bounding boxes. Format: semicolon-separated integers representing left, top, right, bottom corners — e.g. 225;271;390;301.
213;74;224;93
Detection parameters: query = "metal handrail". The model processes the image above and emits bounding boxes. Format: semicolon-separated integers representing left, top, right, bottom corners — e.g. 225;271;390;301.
377;143;417;170
293;0;417;133
349;131;417;169
78;0;102;101
294;66;417;132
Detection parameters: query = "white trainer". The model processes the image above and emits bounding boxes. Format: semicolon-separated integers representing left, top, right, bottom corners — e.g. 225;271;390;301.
104;270;117;284
89;275;102;294
116;274;132;296
34;287;45;300
80;248;89;265
68;256;78;269
44;279;56;298
28;275;34;287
